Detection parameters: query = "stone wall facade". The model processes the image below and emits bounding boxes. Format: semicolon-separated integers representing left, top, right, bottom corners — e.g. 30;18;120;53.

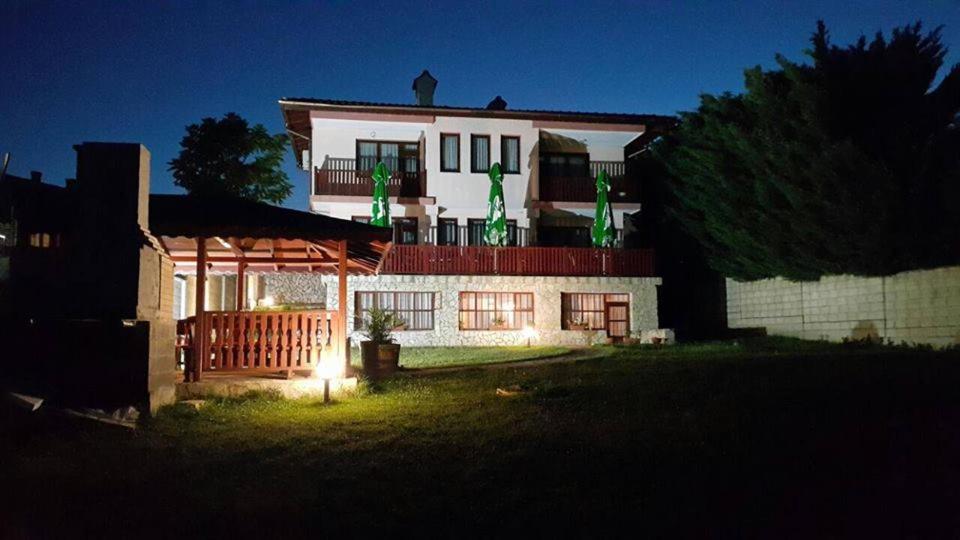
263;273;662;346
726;266;960;348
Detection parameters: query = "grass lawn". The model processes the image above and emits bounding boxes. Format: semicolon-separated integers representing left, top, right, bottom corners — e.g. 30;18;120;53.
4;338;960;537
351;345;571;369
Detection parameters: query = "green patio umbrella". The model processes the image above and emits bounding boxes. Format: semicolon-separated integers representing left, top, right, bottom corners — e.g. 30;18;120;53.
483;163;508;246
591;169;616;247
370;162;391;228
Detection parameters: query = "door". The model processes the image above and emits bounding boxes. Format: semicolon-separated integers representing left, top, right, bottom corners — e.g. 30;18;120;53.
605;302;629;342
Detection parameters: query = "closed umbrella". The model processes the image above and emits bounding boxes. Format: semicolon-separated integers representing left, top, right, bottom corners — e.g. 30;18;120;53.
483;163;508;246
370;162;391;227
591;169;616;247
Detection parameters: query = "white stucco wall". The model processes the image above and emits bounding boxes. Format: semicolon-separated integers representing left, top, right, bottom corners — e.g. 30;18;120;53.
726;266;960;348
308;112;641;242
262;273;661;347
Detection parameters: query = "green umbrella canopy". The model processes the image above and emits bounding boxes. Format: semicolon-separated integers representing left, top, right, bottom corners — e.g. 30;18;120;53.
591;169;616;247
370;162;391;228
483;163;508;246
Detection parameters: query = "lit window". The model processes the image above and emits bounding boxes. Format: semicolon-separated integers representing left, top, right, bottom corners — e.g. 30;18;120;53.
459;292;533;330
355;291;435;331
561;293;629;330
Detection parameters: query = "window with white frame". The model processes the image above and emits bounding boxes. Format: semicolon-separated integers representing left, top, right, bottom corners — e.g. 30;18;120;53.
355;291;435;331
459;291;533;330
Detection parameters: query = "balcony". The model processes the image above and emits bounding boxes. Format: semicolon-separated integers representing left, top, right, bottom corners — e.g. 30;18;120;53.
381;245;654;277
314;158;426;198
538;161;640;203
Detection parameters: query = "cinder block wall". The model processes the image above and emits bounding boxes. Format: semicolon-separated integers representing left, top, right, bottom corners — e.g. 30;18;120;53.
137;246;177;412
726;266;960;347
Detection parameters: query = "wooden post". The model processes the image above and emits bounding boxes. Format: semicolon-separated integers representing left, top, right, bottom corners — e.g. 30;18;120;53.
236;261;246;311
338;239;349;372
193;237;207;383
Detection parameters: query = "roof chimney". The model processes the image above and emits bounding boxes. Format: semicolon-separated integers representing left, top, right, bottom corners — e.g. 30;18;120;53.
486;96;507;110
30;170;42;182
412;70;437;106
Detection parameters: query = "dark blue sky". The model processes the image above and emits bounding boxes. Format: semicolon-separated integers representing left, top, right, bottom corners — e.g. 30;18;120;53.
2;0;958;209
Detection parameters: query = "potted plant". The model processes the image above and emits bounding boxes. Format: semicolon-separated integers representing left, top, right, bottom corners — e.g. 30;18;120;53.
489;315;509;331
567;316;590;331
360;308;404;376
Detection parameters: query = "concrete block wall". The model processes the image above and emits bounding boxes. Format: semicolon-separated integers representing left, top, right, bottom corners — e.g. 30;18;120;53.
263;273;662;347
138;247;177;413
727;266;960;347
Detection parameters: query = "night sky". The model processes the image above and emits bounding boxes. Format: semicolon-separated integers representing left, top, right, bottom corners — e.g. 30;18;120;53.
2;0;957;209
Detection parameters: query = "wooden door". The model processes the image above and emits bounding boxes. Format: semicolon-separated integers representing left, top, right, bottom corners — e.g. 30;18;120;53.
605;302;629;342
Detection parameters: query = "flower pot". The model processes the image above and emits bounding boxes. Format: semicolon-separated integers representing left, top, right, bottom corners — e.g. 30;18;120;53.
568;324;590;331
360;341;401;376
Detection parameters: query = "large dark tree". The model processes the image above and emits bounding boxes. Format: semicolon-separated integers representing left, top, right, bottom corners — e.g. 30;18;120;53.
169;113;292;204
657;21;960;281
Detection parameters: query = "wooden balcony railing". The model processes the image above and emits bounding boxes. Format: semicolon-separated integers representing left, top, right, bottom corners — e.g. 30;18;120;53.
539;161;639;203
176;310;341;379
381;245;654;277
314;158;426;198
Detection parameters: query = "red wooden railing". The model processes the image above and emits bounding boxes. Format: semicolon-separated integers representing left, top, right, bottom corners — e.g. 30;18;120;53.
539;160;639;203
176;310;341;379
314;158;426;197
381;245;655;277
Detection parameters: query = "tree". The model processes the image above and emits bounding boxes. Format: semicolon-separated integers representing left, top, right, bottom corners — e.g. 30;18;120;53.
169;113;292;204
656;21;960;281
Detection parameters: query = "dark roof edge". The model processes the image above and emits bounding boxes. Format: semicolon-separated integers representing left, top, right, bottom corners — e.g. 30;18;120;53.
278;98;676;126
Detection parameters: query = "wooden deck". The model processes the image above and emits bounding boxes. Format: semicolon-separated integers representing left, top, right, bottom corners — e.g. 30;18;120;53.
176;310;344;381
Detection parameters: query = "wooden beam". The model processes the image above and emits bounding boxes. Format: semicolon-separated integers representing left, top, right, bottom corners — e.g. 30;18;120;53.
169;256;338;265
338;239;349;372
193;236;207;382
236;261;246;311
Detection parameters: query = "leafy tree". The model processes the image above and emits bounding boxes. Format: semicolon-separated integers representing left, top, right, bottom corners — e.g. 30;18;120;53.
656;21;960;281
169;113;292;204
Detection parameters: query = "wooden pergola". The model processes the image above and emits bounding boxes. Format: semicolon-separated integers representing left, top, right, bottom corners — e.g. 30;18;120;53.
149;195;392;381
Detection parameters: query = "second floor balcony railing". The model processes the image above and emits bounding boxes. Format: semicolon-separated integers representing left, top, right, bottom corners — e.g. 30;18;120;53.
314;157;426;198
539;160;640;203
381;245;654;277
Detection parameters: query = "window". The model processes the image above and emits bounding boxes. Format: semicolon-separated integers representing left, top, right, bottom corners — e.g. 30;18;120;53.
356;291;435;331
351;216;371;224
459;292;534;330
470;135;490;173
467;218;518;246
28;232;57;248
392;217;418;245
440;133;460;172
467;219;485;246
540;152;589;178
437;218;459;246
356;140;419;173
501;136;520;174
561;293;630;330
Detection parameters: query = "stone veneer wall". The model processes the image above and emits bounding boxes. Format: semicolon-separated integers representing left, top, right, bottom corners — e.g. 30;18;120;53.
726;266;960;347
260;273;326;306
263;274;661;347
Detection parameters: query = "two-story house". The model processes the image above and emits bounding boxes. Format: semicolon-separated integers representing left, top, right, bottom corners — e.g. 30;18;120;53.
273;71;675;346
